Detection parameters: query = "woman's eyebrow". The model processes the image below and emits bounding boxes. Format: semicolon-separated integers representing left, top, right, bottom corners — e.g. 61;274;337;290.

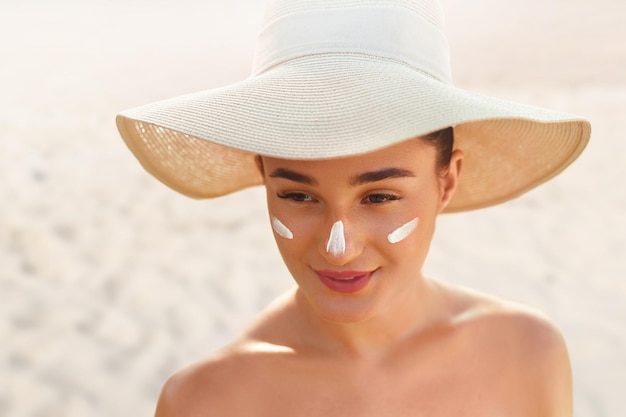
268;167;415;186
350;168;415;185
268;168;318;185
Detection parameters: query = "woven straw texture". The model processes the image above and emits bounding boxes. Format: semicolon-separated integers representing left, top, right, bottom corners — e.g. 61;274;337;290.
116;0;590;212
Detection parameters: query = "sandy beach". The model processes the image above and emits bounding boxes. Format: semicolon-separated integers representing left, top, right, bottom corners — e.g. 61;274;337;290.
1;0;624;416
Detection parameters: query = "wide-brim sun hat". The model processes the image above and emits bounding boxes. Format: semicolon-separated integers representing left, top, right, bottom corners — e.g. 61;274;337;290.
116;0;590;213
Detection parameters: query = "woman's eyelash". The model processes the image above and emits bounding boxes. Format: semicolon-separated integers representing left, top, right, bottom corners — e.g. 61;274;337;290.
276;192;316;202
363;193;401;204
276;192;399;204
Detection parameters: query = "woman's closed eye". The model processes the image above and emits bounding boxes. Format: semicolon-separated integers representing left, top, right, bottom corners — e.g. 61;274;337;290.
277;191;400;204
362;193;401;204
277;192;317;203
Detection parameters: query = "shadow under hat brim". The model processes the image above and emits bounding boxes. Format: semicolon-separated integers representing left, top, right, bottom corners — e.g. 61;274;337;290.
116;54;590;213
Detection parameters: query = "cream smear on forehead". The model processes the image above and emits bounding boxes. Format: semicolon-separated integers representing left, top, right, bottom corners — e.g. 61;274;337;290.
387;218;419;244
271;216;293;240
326;220;346;256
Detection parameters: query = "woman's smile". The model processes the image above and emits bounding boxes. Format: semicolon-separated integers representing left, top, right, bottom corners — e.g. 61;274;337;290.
315;269;378;294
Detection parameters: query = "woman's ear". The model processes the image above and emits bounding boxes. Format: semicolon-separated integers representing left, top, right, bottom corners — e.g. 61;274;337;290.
438;149;464;212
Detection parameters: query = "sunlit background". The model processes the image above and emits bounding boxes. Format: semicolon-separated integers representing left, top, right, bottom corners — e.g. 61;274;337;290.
1;0;624;416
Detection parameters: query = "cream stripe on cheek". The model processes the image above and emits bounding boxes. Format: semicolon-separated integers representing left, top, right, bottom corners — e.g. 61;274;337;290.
271;216;293;239
387;218;419;244
326;220;346;255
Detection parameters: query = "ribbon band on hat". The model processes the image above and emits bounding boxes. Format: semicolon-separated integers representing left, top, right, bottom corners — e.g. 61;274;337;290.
253;6;453;83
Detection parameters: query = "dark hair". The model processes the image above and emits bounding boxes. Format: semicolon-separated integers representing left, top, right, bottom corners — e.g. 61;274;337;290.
423;127;454;170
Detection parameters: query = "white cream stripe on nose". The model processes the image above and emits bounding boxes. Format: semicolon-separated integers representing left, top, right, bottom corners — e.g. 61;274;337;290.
387;218;419;244
326;220;346;255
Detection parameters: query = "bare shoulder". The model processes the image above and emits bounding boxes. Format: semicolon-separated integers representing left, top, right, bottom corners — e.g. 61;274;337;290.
154;340;279;417
154;349;241;417
449;283;568;349
439;281;573;416
154;291;298;417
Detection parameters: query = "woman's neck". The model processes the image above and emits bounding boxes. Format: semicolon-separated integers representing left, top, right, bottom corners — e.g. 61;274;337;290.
293;277;447;362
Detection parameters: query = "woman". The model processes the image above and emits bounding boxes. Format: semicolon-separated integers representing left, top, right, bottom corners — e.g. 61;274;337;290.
116;0;590;415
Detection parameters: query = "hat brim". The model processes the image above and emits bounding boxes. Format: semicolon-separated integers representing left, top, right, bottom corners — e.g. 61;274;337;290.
116;54;590;212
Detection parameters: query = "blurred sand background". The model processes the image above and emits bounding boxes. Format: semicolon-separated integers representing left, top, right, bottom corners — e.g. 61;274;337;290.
1;0;624;416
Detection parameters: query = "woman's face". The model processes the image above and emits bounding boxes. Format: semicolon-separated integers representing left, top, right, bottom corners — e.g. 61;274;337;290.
262;139;462;323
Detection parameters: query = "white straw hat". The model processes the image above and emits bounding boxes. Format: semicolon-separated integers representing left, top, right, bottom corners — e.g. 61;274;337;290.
116;0;590;212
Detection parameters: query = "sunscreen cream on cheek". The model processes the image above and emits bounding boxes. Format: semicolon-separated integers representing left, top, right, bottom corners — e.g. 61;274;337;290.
271;216;294;239
387;218;419;244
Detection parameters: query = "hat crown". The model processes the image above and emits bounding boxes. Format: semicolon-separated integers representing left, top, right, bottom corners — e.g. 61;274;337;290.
253;0;452;83
263;0;445;27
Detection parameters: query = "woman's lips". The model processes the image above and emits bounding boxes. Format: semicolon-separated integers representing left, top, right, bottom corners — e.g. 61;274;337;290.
315;269;375;293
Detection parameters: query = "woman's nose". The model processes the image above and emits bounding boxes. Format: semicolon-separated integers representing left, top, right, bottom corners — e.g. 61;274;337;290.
319;219;362;266
326;220;346;256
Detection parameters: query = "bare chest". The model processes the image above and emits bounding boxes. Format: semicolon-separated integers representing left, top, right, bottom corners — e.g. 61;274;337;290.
242;357;509;417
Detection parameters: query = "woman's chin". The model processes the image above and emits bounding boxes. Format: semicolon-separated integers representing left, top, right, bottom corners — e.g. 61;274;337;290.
304;293;381;325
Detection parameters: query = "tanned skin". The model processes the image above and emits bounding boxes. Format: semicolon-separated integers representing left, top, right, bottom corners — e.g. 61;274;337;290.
155;140;572;417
